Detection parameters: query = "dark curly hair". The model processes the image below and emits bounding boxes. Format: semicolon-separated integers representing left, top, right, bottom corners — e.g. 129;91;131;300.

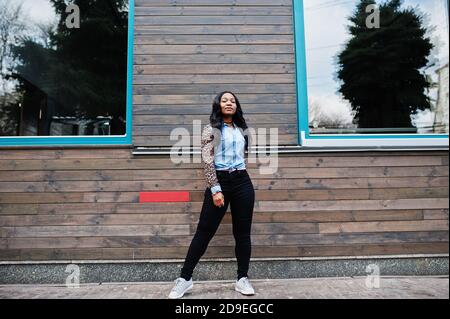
209;91;249;150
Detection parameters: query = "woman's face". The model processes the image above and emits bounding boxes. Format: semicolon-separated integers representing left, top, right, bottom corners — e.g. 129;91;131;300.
220;93;237;117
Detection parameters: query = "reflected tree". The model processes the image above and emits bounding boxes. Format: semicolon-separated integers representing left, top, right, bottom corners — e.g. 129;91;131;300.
337;0;434;132
5;0;128;136
0;0;25;135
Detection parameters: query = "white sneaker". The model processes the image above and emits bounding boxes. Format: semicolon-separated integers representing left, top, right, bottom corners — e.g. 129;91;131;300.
168;277;193;299
235;277;255;296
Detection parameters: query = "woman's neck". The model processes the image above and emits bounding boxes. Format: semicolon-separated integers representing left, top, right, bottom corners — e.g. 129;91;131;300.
223;117;233;125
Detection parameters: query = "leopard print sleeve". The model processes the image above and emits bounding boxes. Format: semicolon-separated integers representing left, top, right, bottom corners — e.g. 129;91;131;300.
201;124;221;192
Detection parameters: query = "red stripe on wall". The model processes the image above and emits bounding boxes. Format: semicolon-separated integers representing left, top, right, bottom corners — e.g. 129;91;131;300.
139;192;190;203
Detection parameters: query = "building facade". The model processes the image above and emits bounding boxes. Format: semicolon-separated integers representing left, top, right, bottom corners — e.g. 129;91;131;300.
0;0;448;280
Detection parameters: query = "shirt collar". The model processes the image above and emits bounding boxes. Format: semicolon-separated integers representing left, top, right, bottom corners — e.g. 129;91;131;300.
223;122;236;128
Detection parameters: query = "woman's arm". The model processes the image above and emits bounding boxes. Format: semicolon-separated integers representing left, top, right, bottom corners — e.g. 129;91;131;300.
201;124;221;194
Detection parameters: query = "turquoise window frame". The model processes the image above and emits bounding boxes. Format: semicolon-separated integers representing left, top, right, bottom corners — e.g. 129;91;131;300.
292;0;449;147
0;0;135;147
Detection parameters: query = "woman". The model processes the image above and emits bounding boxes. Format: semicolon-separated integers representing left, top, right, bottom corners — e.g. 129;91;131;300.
169;91;256;299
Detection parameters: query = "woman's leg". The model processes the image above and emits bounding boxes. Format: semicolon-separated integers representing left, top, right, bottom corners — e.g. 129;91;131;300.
180;188;230;281
230;172;255;280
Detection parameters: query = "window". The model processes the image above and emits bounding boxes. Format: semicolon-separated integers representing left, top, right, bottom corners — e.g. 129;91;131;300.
0;0;134;146
293;0;449;148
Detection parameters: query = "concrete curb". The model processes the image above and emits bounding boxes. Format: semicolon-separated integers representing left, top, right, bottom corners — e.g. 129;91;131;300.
0;255;448;285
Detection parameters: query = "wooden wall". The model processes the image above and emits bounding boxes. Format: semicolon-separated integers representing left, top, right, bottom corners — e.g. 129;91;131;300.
133;0;298;147
0;0;448;262
0;149;448;261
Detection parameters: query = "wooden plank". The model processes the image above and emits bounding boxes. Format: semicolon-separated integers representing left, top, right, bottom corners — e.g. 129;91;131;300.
134;64;295;75
134;34;294;45
220;210;425;223
135;0;293;6
133;74;294;85
0;192;139;204
198;222;320;235
0;193;88;204
257;198;449;212
135;0;292;8
319;220;449;234
252;177;449;190
134;16;293;26
0;225;190;238
424;209;449;220
1;160;446;178
255;167;450;178
134;54;295;64
134;26;294;36
133;94;296;105
0;155;448;172
270;155;448;167
1;202;446;217
133;104;297;115
0;186;448;208
258;166;449;179
0;248;105;260
132;134;297;146
191;188;449;202
0;186;448;204
0;173;448;196
135;6;293;16
1;231;448;249
1;155;446;172
132;123;297;134
0;202;204;215
135;44;294;55
0;192;140;204
2;179;446;201
1;242;447;260
0;214;192;226
0;210;426;226
133;84;297;95
134;114;296;127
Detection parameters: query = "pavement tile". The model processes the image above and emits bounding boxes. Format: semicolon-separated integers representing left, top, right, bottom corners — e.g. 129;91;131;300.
0;276;447;299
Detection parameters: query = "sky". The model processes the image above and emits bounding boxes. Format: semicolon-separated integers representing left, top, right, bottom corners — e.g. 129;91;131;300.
20;0;56;25
303;0;449;130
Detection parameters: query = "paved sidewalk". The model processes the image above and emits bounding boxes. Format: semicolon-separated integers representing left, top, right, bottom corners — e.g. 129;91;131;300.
0;276;448;299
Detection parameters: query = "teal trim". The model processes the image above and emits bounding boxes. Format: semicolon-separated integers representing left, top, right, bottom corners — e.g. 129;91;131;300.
125;0;135;146
307;134;449;139
292;0;449;143
0;0;135;147
0;136;131;146
292;0;309;145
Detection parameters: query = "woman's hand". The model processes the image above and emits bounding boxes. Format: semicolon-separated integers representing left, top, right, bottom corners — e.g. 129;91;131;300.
212;192;225;207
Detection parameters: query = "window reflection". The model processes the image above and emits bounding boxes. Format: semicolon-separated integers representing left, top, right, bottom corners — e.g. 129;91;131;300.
0;0;128;137
304;0;449;135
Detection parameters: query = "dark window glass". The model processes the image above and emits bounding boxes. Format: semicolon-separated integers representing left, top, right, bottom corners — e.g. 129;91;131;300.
303;0;449;135
0;0;129;137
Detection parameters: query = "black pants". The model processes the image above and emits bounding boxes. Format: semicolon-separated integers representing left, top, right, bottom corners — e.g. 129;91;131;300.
180;169;255;281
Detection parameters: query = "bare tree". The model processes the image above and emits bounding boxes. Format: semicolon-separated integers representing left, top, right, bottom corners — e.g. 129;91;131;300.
309;99;357;132
0;0;27;135
0;0;25;94
35;21;55;48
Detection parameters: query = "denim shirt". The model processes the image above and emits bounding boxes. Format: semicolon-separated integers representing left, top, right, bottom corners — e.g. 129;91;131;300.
210;122;246;194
